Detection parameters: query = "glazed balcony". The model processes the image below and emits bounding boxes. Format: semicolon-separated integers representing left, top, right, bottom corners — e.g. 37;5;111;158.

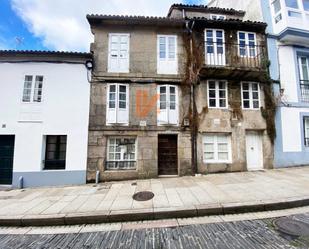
199;42;268;81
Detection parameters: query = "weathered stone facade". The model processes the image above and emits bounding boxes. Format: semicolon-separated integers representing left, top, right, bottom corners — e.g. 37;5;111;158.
86;4;274;182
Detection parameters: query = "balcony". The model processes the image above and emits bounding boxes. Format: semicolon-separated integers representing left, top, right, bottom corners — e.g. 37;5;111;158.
300;81;309;102
199;42;268;81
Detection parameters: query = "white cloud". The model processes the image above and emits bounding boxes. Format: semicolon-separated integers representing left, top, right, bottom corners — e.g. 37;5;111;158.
10;0;186;52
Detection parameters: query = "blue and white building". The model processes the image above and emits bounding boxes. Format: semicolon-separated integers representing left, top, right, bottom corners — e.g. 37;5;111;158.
209;0;309;168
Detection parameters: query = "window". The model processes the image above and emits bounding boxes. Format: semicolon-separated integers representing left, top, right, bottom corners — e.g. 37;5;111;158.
273;0;281;13
22;75;43;102
108;33;130;73
238;32;257;57
205;29;225;65
288;10;302;17
203;134;231;163
157;85;178;125
44;135;67;170
106;137;136;170
157;35;178;74
210;14;226;20
299;57;309;102
285;0;299;8
106;84;129;124
242;82;260;109
207;80;228;108
304;117;309;147
304;0;309;11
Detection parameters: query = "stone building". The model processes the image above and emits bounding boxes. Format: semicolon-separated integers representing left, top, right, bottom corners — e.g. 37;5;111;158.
86;4;274;182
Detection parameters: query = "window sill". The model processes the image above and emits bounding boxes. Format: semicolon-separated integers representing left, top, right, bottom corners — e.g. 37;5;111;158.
203;161;232;164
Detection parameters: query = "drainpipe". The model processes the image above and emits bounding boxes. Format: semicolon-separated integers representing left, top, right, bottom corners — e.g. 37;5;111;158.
186;20;198;175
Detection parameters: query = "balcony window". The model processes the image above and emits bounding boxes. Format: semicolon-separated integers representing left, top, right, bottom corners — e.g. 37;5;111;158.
205;29;226;66
238;32;257;57
299;56;309;102
303;0;309;11
273;0;282;13
285;0;299;9
106;137;136;170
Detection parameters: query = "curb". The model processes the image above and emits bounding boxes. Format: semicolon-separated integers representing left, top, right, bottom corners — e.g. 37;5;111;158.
1;196;309;227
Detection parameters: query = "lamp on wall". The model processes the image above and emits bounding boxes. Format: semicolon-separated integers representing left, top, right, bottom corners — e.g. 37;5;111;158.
85;60;93;70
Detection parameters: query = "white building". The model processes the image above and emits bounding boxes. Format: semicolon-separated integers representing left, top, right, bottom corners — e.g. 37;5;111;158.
0;51;92;187
209;0;309;168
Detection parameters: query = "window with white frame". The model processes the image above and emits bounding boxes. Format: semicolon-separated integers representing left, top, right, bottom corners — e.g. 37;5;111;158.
108;33;130;73
285;0;299;9
205;29;225;65
304;117;309;147
272;0;283;23
238;32;257;57
210;14;226;20
242;82;260;109
106;137;137;170
207;80;228;108
106;84;129;125
203;134;231;163
22;75;43;103
299;56;309;102
157;85;178;125
157;35;178;74
303;0;309;11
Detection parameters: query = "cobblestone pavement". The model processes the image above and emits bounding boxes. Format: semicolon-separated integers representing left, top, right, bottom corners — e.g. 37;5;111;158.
0;209;308;248
0;167;309;222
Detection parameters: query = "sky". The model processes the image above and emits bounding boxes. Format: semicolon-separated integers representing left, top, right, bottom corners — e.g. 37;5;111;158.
0;0;207;52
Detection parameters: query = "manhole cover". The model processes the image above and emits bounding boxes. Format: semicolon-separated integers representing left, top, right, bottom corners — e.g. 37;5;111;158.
132;191;154;201
274;217;309;237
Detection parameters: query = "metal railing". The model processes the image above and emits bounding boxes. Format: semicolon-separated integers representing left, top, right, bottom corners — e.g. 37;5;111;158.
105;161;136;170
300;81;309;102
204;42;267;69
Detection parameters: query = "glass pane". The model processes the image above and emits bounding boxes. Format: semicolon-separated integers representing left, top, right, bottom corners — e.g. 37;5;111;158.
109;153;115;160
170;87;175;94
207;46;214;54
159;37;166;59
219;81;226;89
204;144;214;152
218;152;228;160
109;101;115;108
248;33;255;41
219;90;226;98
242;83;249;90
253;92;259;100
218;143;228;152
209;90;216;98
217;135;228;143
288;10;301;17
160;94;166;102
252;83;258;91
217;46;223;54
33;76;43;102
243;100;250;108
301;57;309;81
209;99;216;107
239;32;245;40
304;0;309;10
206;30;213;38
168;37;176;59
115;153;121;160
273;0;281;13
216;31;223;38
119;101;126;108
219;99;226;107
170;95;176;102
204;135;214;143
119;93;126;101
243;92;249;99
47;144;57;151
110;85;116;93
285;0;299;8
170;102;176;110
208;81;216;89
160;102;166;109
205;152;214;160
119;85;126;93
253;101;260;109
160;87;166;94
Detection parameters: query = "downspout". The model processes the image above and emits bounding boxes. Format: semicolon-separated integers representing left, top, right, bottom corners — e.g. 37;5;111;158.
186;19;198;175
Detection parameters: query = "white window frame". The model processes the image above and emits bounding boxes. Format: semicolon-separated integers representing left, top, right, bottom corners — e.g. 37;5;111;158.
299;56;309;81
237;31;257;58
157;35;178;74
157;85;179;125
207;80;228;109
106;83;129;125
106;137;137;170
108;33;130;73
205;29;226;66
210;14;226;20
203;134;232;163
241;82;261;110
272;0;283;23
22;75;44;103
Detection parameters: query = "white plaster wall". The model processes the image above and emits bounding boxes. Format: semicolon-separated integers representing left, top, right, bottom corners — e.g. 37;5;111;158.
208;0;264;21
0;62;90;172
281;107;309;152
279;45;299;102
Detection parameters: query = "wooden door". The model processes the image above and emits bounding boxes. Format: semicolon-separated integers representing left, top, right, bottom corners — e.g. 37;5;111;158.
0;135;15;184
158;135;178;175
246;132;263;171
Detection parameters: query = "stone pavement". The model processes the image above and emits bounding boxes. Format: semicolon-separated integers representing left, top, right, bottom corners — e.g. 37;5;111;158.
0;167;309;226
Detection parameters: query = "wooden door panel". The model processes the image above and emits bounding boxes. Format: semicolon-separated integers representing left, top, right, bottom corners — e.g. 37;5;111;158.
158;135;178;175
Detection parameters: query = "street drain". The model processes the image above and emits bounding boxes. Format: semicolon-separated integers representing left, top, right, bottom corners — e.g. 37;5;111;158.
132;191;154;201
273;217;309;237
